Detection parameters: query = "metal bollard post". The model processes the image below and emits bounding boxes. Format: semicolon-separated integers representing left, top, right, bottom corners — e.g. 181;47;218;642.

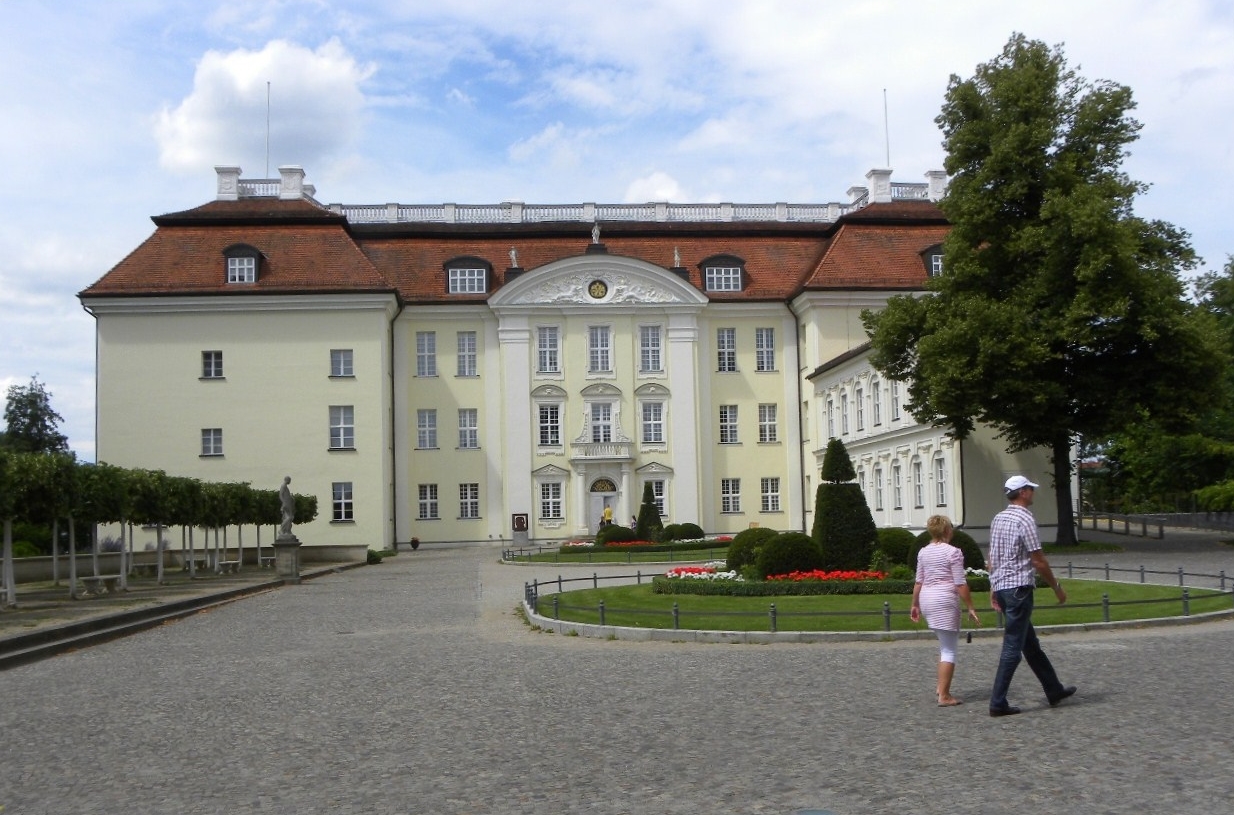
1067;561;1073;578
883;601;891;633
598;600;606;626
553;595;559;620
1102;593;1109;623
770;603;777;633
1140;565;1145;584
593;572;599;589
1105;562;1110;580
1179;567;1185;587
637;570;642;585
1221;570;1226;591
557;574;563;593
672;602;679;630
1182;589;1190;616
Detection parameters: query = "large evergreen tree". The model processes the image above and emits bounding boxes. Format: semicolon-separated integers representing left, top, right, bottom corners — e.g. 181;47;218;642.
811;437;877;570
863;34;1226;544
2;376;69;454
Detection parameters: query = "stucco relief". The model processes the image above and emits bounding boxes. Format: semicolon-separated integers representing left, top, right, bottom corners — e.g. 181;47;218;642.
509;272;680;305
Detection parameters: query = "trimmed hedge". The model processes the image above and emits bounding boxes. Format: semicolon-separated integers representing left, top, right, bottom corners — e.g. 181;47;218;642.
876;527;917;565
754;532;823;580
595;524;637;545
726;527;778;572
910;529;985;571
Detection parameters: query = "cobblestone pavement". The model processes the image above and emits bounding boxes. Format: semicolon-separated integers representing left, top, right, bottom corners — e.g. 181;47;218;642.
1;531;1232;814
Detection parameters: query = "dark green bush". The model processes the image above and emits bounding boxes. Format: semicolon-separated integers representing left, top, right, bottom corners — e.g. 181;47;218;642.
910;529;985;571
635;482;664;541
660;523;683;542
812;438;877;570
726;526;778;573
876;527;917;565
677;522;704;540
754;532;823;579
13;540;40;558
366;549;384;564
595;524;638;545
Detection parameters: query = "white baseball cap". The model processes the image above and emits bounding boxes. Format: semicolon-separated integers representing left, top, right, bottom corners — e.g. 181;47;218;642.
1004;475;1039;493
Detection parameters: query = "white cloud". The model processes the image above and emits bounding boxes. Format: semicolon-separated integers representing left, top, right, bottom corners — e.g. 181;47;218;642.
154;39;374;175
624;172;686;203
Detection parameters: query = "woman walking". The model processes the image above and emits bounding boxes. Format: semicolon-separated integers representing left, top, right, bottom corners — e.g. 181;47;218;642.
910;515;981;706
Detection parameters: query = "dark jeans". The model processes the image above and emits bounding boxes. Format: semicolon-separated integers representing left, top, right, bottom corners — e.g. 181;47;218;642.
990;586;1065;709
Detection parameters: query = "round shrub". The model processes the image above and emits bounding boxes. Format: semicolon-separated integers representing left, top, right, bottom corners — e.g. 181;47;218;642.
596;524;638;545
660;523;683;542
876;527;917;565
910;528;984;571
726;526;777;573
677;522;704;540
755;532;824;580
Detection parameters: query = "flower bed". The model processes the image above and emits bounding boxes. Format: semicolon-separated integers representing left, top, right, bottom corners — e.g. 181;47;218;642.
766;569;886;582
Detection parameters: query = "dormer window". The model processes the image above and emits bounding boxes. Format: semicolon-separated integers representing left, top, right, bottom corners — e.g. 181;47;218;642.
445;257;491;294
923;245;944;278
702;255;746;292
224;244;261;283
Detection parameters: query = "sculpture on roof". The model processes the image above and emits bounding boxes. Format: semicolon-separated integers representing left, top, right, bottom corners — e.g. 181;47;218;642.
509;247;518;267
591;222;601;244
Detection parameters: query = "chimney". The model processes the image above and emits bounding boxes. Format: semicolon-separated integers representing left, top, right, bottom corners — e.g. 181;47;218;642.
925;170;947;202
215;166;242;201
866;168;893;203
278;165;306;200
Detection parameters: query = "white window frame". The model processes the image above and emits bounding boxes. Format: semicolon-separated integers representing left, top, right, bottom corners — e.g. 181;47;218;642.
329;405;355;450
913;459;925;508
639;325;663;373
332;482;354;522
719;404;739;444
856;386;865;431
645;479;666;517
758;403;778;443
330;349;354;378
448;267;487;294
538;403;562;447
416;331;437;377
761;477;781;513
641;401;664;444
227;256;256;283
755;327;775;372
716;328;737;372
826;397;835;438
590;402;613;443
418;483;439;520
871;378;882;425
588;326;612;373
459;483;480;519
201;428;223;457
705;266;742;292
874;466;884;511
539;482;563;521
721;478;741;513
458;408;478;449
841;392;850;435
892;462;903;510
416;409;437;449
891;381;901;421
456;331;477;377
537;326;560;374
201;351;223;379
935;454;947;506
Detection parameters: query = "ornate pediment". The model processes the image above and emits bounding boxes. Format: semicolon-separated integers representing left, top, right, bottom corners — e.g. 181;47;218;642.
489;255;708;308
636;461;674;475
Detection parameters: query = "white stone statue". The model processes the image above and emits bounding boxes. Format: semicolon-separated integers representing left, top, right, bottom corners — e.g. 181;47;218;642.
591;222;601;244
279;476;295;537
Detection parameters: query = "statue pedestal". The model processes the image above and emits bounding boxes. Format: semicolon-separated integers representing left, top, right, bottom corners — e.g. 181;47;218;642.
273;535;302;584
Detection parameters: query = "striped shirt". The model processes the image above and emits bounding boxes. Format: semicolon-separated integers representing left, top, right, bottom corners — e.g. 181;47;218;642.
988;504;1040;592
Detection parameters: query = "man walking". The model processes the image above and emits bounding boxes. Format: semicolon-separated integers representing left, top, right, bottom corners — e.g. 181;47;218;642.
987;475;1077;717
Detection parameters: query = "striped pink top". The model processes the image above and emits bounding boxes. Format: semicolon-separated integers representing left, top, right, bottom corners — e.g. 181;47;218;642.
915;542;966;631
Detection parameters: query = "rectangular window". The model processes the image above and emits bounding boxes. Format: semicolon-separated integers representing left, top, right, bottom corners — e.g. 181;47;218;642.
930;254;944;278
705;266;742;292
761;477;781;513
458;408;478;449
647;479;666;516
874;466;884;511
891;381;901;420
717;328;737;372
841;393;850;435
332;482;354;522
456;331;478;377
201;351;223;379
537;326;560;373
418;484;439;520
416;332;437;377
856;386;865;431
590;402;613;443
416;409;437;449
935;456;947;506
448;267;487;293
200;428;223;456
329;406;355;449
755;327;775;371
330;349;354;377
639;325;663;373
538;404;561;446
872;379;882;425
588;326;611;372
227;256;255;283
540;482;563;520
893;463;903;510
758;403;778;443
459;483;480;519
913;461;924;508
719;405;739;444
826;397;835;438
641;401;664;444
721;478;741;513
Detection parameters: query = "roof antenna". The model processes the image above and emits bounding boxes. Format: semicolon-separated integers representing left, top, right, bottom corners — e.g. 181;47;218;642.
265;81;271;178
883;88;891;167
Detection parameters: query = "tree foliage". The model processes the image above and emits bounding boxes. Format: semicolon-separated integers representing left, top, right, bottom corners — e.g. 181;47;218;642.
811;438;877;570
862;34;1227;543
2;376;68;454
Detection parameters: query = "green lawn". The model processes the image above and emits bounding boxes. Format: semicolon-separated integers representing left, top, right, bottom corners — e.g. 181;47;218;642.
513;546;731;565
532;579;1233;632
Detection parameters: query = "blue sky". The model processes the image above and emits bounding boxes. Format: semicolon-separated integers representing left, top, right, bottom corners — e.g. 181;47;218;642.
2;0;1232;460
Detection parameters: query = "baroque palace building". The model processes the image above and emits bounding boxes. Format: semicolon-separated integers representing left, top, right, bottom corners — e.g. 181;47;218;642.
80;165;1056;556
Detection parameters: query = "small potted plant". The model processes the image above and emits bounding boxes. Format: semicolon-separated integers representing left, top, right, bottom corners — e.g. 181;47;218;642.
410;536;421;551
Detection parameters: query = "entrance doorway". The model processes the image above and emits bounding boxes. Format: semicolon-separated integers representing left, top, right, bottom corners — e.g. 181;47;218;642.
589;477;618;534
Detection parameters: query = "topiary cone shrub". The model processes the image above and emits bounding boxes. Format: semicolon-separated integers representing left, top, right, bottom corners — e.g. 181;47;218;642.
754;531;824;579
812;437;877;570
635;481;664;541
